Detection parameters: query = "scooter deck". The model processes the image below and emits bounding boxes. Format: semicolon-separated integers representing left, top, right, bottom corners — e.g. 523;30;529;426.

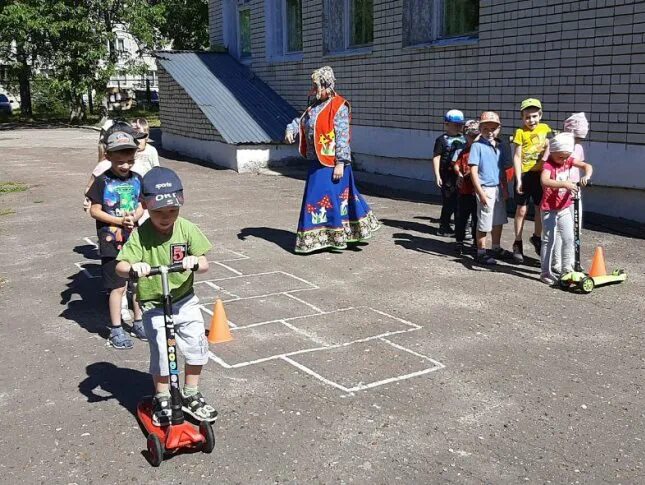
592;271;627;287
137;398;206;451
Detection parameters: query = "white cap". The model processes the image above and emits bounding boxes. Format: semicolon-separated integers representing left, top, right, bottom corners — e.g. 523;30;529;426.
549;132;575;154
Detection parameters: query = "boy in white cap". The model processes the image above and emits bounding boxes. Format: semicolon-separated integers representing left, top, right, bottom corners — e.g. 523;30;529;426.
433;109;466;236
539;132;593;285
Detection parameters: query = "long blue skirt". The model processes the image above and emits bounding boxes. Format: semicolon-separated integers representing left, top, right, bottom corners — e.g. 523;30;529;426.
295;162;381;254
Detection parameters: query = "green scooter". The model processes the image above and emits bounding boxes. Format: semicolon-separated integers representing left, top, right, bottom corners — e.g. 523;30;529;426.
559;183;627;293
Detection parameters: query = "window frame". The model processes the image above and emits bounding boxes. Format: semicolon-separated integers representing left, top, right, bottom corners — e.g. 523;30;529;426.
323;0;374;56
266;0;304;62
237;6;252;60
402;0;479;49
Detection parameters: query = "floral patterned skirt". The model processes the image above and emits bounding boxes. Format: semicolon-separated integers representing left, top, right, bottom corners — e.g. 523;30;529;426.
295;162;381;254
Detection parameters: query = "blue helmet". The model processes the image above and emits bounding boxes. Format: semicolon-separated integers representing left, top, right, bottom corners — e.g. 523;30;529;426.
444;109;465;123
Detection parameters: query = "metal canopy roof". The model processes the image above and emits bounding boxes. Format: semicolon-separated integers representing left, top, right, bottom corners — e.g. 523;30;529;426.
157;51;298;145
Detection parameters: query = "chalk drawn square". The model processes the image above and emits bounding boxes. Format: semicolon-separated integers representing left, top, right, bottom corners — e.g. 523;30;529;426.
209;322;317;367
210;272;316;299
284;308;414;346
288;339;444;392
207;294;321;327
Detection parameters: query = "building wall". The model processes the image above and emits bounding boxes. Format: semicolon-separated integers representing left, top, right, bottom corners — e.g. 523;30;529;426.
210;0;645;142
206;0;645;220
158;65;224;142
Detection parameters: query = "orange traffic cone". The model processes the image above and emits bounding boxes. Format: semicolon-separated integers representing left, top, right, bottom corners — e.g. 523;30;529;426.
207;299;233;344
588;246;607;277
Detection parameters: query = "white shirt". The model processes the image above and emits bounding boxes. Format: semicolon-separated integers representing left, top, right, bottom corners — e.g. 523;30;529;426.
132;144;160;177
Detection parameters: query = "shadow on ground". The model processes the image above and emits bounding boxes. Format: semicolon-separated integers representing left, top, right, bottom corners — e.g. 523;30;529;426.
391;230;541;281
79;362;152;417
60;245;108;337
238;226;295;253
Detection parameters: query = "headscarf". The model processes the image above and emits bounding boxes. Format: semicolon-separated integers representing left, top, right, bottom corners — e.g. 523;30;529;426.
311;66;336;99
464;119;480;136
549;132;575;154
563;112;589;139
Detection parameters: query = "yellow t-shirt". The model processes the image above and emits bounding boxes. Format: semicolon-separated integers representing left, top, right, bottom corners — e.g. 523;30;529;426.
513;123;552;172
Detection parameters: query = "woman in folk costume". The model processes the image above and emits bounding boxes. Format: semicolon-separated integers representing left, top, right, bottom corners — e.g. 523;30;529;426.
284;66;381;254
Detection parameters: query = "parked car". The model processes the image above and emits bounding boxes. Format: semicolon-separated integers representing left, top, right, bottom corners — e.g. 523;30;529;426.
0;93;13;115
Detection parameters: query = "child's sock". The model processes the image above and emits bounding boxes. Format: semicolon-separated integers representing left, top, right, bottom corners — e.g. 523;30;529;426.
477;248;486;256
492;244;501;250
155;390;171;399
183;385;199;397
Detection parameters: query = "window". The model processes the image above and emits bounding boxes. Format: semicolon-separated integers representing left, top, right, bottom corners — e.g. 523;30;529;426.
403;0;478;46
238;8;252;58
117;38;125;53
266;0;303;59
323;0;373;54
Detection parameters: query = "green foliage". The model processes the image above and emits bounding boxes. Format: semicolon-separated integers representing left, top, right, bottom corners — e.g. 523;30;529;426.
31;75;68;116
157;0;209;50
0;0;209;119
0;182;28;194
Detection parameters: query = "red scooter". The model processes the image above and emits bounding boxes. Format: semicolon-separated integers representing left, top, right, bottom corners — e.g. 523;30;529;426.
132;263;215;466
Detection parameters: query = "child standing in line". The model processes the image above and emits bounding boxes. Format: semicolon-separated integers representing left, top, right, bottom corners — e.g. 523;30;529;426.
86;132;146;349
433;110;466;236
116;167;218;426
539;132;593;285
512;98;552;263
551;113;589;274
131;118;160;177
452;119;480;255
469;111;513;265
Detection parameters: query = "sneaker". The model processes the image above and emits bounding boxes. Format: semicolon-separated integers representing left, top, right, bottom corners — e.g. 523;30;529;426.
152;395;172;427
464;231;473;241
455;243;464;256
512;240;524;264
437;226;455;237
530;234;542;255
130;320;148;341
475;251;496;265
107;326;133;350
181;392;218;422
540;273;556;285
491;247;513;261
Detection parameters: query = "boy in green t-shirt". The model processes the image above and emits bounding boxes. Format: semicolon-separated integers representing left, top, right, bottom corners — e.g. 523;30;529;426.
116;167;217;426
512;98;552;263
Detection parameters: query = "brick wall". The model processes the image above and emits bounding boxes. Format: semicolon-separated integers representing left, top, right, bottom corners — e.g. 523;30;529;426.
158;64;224;142
209;0;645;145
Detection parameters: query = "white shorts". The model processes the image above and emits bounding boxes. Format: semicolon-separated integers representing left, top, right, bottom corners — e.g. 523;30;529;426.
476;185;508;233
143;294;209;376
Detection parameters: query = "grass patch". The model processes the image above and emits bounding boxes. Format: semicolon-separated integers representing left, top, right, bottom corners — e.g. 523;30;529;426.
0;182;28;194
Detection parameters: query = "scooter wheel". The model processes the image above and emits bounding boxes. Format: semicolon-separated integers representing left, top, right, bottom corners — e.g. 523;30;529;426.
580;277;595;293
200;421;215;454
147;434;164;467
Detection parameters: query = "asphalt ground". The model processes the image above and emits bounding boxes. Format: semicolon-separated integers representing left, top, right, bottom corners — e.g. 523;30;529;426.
0;128;643;484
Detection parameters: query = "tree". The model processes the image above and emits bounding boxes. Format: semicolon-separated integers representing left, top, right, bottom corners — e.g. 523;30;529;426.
0;0;54;117
157;0;209;50
0;0;208;121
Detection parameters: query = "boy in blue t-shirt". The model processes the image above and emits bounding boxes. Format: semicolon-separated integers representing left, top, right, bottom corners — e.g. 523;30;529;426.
87;132;145;349
433;110;466;236
468;112;513;265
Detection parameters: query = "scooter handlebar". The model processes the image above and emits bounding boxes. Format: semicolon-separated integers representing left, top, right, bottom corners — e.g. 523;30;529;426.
129;262;199;279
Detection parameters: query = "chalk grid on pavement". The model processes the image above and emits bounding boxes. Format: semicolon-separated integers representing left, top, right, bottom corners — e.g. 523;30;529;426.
77;237;445;396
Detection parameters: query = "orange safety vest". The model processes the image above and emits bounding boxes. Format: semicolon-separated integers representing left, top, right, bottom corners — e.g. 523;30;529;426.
299;95;350;167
